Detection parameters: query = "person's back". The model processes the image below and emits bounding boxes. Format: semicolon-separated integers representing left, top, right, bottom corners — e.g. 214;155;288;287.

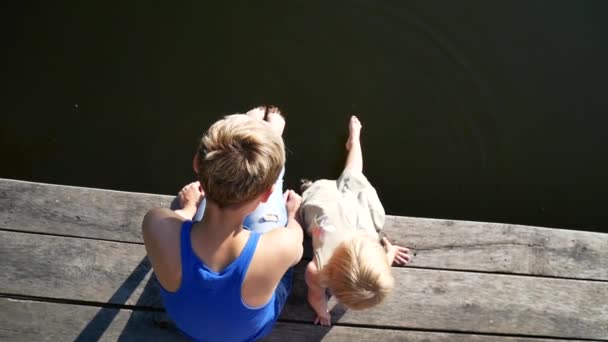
143;109;303;341
160;221;291;341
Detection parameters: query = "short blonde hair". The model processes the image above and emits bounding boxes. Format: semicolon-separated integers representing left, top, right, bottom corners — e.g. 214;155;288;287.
195;114;285;207
321;234;394;310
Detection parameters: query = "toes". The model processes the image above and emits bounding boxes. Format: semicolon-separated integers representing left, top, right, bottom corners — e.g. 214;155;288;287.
265;106;284;122
265;106;286;135
267;106;281;116
349;115;362;129
246;106;266;120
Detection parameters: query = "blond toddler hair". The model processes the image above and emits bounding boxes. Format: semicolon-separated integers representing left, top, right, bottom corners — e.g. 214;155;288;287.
195;114;285;207
321;233;394;310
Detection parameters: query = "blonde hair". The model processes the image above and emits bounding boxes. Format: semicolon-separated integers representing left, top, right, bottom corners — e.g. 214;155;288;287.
195;114;285;207
321;234;394;310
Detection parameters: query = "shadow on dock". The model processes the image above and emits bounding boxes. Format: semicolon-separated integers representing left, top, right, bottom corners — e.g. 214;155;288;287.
71;256;341;341
73;257;186;341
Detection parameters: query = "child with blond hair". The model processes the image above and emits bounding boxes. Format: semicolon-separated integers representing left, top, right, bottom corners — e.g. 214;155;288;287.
300;115;411;326
143;107;303;341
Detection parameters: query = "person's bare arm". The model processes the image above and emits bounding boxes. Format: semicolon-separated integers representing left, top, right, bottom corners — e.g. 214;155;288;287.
142;208;184;291
242;190;304;308
141;182;204;291
262;190;304;268
283;190;304;264
306;259;331;326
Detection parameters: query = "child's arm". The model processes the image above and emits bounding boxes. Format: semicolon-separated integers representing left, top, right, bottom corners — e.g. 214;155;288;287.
174;182;204;220
382;237;411;266
262;190;304;268
283;190;304;266
142;208;184;292
305;259;331;326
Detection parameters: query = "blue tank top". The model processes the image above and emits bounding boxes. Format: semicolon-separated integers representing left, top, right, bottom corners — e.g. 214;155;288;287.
160;221;281;342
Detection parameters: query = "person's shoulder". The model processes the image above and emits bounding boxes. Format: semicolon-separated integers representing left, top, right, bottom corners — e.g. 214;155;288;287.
259;227;302;265
260;227;300;251
143;207;175;222
142;208;186;253
142;208;182;234
142;208;185;291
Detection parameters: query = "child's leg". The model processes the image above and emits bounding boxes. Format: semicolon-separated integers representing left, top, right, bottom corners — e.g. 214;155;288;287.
194;168;287;230
195;106;288;231
344;115;364;172
243;167;287;233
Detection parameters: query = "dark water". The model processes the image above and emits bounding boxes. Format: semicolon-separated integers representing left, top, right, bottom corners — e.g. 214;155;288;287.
2;1;608;233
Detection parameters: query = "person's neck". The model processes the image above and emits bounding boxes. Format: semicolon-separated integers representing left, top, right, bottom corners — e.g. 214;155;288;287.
195;199;257;240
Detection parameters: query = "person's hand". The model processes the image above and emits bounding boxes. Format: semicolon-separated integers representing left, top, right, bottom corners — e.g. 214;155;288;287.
314;310;331;326
308;288;331;326
284;190;302;219
178;182;204;211
382;237;411;266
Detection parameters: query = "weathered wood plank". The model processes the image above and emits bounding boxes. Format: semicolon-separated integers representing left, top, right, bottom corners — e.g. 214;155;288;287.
264;322;590;342
0;230;156;307
0;178;172;243
0;297;186;341
1;230;606;339
386;216;608;281
0;298;588;342
2;178;607;280
282;265;608;340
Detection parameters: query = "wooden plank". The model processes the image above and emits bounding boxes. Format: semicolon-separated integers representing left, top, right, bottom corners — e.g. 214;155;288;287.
385;216;608;280
2;178;607;280
0;230;157;307
0;178;172;243
0;298;587;342
0;297;186;342
282;265;608;340
1;230;606;339
265;322;589;342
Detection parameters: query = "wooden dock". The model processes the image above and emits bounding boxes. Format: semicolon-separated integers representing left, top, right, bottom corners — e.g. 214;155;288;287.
0;178;606;341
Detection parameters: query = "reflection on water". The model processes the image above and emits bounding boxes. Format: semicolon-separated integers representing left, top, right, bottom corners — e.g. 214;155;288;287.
2;1;608;232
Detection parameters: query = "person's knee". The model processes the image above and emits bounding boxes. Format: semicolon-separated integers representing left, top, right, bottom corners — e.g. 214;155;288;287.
244;209;287;233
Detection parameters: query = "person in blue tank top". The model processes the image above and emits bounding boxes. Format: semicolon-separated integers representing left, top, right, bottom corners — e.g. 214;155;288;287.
143;106;304;342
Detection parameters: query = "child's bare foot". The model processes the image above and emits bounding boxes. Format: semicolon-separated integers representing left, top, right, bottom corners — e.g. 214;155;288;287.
345;115;362;151
246;106;266;121
265;106;286;136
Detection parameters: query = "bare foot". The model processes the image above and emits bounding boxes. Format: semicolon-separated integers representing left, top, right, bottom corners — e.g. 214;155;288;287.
345;115;362;151
246;106;266;121
265;106;286;136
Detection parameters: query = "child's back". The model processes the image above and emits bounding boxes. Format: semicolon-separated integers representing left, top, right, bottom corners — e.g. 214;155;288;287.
143;109;303;341
160;221;291;341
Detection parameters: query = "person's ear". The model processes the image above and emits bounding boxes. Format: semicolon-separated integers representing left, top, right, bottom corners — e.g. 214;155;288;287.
260;186;274;203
